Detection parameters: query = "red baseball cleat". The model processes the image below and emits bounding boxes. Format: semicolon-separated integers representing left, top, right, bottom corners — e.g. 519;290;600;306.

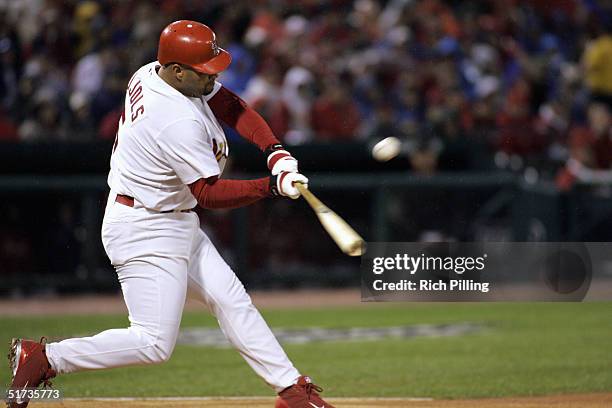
6;338;56;408
275;376;335;408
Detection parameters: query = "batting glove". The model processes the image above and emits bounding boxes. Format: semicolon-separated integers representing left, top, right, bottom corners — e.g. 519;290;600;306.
266;144;298;176
270;171;309;199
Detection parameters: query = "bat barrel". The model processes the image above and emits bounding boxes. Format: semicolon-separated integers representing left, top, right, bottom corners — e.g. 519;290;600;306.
295;182;365;256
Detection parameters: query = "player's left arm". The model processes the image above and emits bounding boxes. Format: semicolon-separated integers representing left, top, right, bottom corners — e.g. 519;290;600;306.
188;171;309;209
207;85;298;175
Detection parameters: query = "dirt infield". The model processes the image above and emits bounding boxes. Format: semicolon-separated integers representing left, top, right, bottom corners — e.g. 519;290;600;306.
2;285;610;317
28;393;612;408
0;289;364;316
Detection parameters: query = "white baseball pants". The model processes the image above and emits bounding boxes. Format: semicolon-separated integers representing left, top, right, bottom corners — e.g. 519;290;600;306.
45;194;300;392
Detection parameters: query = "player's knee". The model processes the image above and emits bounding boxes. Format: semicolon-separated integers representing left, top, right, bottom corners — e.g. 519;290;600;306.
130;326;176;364
149;340;174;364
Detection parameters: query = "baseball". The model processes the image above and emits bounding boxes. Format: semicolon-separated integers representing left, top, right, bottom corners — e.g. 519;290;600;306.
372;137;401;162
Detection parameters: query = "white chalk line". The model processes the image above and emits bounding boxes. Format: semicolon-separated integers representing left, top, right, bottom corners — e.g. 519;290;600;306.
63;396;434;402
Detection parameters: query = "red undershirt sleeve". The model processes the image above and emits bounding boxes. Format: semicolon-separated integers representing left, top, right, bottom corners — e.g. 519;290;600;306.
208;86;280;151
189;176;271;209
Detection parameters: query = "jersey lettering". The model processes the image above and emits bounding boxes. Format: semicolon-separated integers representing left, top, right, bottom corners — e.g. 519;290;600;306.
132;105;145;121
128;79;146;123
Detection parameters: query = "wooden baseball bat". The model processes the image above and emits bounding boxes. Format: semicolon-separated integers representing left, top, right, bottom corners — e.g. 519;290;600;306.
295;183;365;256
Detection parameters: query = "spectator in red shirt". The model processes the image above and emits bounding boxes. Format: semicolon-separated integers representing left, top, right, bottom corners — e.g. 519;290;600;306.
557;102;612;190
0;109;18;141
311;80;361;141
495;75;555;158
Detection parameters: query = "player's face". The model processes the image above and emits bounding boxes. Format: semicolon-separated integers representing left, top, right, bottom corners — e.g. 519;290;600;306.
177;65;218;97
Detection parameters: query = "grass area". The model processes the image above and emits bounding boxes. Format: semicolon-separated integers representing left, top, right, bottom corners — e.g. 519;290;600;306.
1;303;611;398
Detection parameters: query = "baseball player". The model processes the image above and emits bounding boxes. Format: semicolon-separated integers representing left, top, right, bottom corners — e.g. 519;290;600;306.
7;20;334;408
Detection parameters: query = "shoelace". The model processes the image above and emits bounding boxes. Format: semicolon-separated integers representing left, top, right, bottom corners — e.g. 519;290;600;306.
304;382;323;397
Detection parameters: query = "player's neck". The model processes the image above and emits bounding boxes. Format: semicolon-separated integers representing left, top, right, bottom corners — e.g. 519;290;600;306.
157;65;181;92
156;65;203;98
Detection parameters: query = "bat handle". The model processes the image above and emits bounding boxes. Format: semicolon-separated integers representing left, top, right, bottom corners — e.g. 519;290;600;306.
294;182;327;212
295;182;307;194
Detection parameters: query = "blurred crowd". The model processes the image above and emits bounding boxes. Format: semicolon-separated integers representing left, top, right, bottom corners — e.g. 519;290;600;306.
0;0;611;181
2;0;612;290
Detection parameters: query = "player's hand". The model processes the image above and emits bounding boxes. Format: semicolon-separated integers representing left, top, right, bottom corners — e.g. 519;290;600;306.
271;172;308;199
266;144;298;175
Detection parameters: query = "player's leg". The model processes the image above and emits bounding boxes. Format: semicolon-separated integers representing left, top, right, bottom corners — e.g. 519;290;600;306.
186;229;300;392
44;210;198;374
45;259;187;373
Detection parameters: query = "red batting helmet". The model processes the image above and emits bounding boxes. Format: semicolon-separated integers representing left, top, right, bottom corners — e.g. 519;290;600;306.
157;20;231;74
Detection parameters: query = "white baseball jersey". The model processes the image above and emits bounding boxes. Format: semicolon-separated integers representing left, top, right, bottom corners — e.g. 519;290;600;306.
108;61;229;211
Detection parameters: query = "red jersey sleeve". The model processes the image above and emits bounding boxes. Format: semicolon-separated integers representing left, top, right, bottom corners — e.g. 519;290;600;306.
208;86;280;151
189;176;271;209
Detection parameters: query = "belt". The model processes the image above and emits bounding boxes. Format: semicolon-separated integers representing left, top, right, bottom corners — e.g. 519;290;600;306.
115;194;192;213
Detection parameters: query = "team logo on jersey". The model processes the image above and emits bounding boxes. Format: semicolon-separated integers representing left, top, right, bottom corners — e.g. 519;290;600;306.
212;137;228;174
212;139;227;162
